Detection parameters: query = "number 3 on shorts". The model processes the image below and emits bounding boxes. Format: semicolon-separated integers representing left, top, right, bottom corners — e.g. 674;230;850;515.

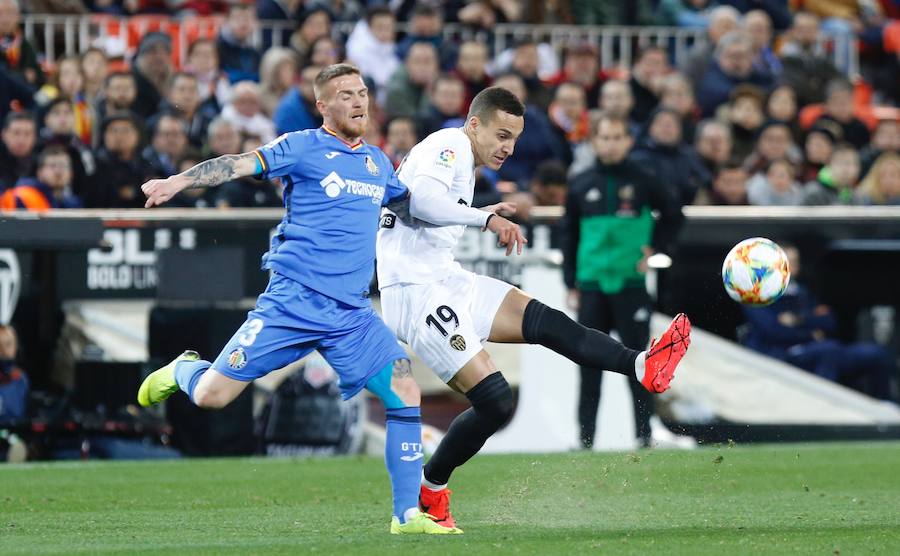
425;305;459;337
238;318;264;346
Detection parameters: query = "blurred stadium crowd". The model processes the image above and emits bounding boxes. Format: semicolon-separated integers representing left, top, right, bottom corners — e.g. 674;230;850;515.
0;0;898;212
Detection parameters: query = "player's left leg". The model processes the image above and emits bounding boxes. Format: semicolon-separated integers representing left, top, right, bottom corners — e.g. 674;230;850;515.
319;308;460;535
489;287;691;394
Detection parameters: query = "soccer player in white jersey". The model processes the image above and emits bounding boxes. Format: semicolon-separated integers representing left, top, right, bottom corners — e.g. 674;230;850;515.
376;87;692;529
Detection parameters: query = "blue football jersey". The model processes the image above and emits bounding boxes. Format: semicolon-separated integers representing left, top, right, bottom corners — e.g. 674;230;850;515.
255;127;408;307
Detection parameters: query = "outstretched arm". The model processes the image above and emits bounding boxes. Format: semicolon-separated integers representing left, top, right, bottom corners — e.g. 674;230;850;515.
141;152;262;208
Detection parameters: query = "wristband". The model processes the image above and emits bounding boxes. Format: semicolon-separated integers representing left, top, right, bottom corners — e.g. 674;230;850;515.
483;213;495;231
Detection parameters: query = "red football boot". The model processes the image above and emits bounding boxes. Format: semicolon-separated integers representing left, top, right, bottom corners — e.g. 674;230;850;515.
642;313;691;393
419;485;457;528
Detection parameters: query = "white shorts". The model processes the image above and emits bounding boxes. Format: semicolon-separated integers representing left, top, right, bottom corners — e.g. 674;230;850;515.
380;269;514;383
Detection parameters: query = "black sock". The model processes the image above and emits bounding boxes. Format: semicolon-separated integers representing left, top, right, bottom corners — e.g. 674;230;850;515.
521;299;638;376
423;372;513;486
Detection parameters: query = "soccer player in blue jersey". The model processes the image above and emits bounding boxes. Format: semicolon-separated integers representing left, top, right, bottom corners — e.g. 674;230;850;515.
135;64;462;535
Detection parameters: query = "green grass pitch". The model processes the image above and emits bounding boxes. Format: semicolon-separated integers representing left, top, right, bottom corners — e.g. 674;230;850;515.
2;442;899;555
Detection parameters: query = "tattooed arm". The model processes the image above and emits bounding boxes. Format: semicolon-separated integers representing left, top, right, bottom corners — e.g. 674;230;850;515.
141;152;262;208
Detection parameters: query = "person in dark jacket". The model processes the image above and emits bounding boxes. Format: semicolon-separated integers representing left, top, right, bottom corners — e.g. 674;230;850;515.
84;113;153;208
563;112;685;449
631;108;708;205
742;245;895;400
217;2;262;83
696;31;774;117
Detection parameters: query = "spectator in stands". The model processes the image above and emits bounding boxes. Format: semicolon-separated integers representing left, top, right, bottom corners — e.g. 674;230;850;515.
308;36;342;68
855;152;900;205
659;73;700;143
492;72;569;190
79;47;107;103
632;107;707;205
396;5;444;65
206;116;242;159
0;111;36;191
86;113;151;208
522;0;574;23
0;64;34;121
450;40;491;114
547;81;589;166
0;0;41;86
0;324;29;426
347;7;400;105
1;145;82;210
694;118;733;176
46;56;94;146
291;6;332;64
142;113;187;179
385;42;439;119
94;71;137;127
743;120;801;176
221;81;275;143
257;0;302;50
383;116;417;169
504;160;569;234
572;0;656;25
801;125;837;182
697;31;774;117
629;46;668;124
803;143;860;205
418;73;466;137
680;5;740;90
563;112;684;450
779;12;841;107
859;119;899;176
722;0;791;30
742;245;895;401
509;39;553;109
259;48;299;118
273;64;322;136
695;162;749;205
727;84;766;162
657;0;718;28
457;0;523;28
132;32;174;119
186;39;231;108
814;79;871;149
218;2;262;84
765;84;800;140
747;158;805;206
164;72;215;149
545;42;607;110
742;9;781;80
599;80;637;135
38;97;94;198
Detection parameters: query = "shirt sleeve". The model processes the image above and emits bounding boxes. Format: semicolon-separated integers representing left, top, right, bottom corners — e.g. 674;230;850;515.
410;140;463;191
380;151;409;206
409;174;491;228
254;131;310;179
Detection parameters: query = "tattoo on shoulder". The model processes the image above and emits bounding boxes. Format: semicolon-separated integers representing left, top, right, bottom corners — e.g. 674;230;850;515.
184;153;251;189
392;359;412;378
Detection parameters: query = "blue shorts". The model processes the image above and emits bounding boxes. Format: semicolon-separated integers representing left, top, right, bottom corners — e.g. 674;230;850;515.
211;272;407;399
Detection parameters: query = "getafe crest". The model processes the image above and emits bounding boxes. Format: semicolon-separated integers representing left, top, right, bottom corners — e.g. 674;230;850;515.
365;155;379;176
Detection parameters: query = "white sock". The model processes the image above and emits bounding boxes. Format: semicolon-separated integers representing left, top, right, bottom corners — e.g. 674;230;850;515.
634;351;646;382
403;507;420;522
422;474;447;492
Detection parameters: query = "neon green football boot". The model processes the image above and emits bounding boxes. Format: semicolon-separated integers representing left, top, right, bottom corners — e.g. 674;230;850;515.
390;510;463;535
137;350;200;407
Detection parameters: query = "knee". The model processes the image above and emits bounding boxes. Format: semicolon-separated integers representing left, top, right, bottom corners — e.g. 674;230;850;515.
469;373;514;428
392;375;421;407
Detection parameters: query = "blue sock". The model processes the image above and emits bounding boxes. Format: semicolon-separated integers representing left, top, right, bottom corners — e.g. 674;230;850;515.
384;406;423;523
174;359;211;404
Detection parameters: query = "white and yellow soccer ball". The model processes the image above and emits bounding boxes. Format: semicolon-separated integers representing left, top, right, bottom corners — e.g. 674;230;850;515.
722;237;791;306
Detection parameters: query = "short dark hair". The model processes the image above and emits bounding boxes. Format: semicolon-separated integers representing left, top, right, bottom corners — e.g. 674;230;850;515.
3;111;36;130
467;86;525;124
38;145;71;168
367;6;393;23
534;160;568;186
411;5;440;19
765;157;796;176
825;78;853;99
105;71;134;86
313;63;361;99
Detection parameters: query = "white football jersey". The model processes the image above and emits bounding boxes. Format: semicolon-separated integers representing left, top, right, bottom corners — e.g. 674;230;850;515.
377;127;476;287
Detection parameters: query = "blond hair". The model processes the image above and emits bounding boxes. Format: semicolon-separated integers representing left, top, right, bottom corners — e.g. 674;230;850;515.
857;152;900;204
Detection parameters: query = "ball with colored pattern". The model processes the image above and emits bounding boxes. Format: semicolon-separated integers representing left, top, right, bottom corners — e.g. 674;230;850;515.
722;237;791;306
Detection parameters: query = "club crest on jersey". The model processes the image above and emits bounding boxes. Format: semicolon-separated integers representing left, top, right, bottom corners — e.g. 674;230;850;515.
228;347;247;370
365;155;379;176
435;148;456;169
449;334;467;352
